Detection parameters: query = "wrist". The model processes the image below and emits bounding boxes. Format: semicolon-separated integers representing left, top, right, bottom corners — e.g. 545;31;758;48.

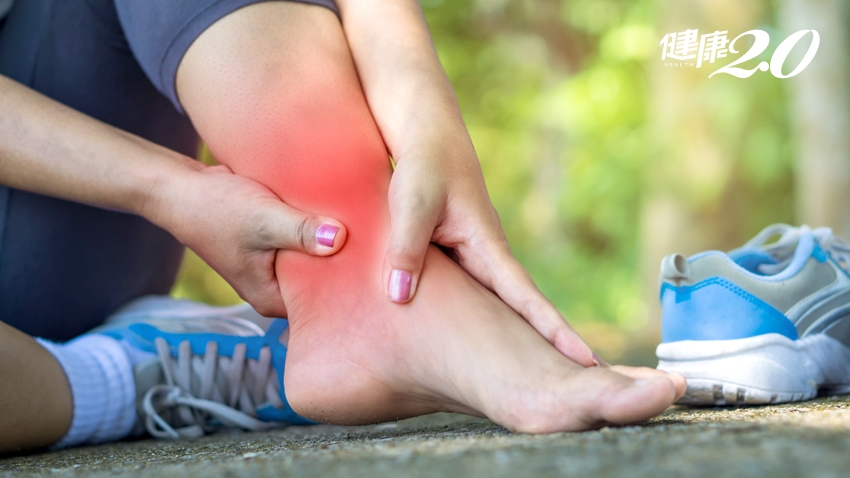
379;78;468;159
135;147;205;230
395;123;474;164
395;132;481;181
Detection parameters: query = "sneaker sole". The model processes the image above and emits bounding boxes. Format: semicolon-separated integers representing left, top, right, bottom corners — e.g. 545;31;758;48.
656;333;850;406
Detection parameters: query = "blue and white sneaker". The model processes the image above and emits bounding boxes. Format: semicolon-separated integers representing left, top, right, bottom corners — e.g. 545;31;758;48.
656;224;850;405
91;296;313;438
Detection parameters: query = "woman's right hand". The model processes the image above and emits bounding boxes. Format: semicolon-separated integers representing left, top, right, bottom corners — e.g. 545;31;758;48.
149;162;347;318
0;74;344;318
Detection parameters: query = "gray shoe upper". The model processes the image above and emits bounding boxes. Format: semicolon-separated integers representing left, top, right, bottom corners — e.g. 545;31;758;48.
660;225;850;345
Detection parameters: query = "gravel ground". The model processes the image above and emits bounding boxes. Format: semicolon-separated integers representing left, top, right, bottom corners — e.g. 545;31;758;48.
3;396;850;478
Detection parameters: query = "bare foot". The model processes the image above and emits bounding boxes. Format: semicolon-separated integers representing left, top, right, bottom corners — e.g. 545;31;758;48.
283;245;683;432
176;2;684;433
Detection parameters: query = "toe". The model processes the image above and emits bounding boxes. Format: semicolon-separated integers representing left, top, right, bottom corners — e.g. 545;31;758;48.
668;372;687;401
595;372;677;425
607;366;687;402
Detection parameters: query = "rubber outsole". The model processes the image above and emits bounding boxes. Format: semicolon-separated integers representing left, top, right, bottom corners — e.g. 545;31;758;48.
657;333;850;406
672;378;814;406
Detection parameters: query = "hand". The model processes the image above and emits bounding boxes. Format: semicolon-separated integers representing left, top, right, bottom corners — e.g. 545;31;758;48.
383;137;598;367
0;74;345;319
151;163;346;317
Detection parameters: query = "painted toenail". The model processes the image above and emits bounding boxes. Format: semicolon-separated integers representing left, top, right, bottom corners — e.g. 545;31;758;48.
389;270;412;302
316;224;339;248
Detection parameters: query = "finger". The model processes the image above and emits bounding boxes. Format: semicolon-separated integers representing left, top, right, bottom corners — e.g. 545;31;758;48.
383;194;442;303
207;164;234;174
241;287;288;318
487;250;597;367
229;259;289;318
594;354;611;367
254;202;347;256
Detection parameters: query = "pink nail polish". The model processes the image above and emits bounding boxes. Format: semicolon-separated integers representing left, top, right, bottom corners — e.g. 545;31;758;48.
316;224;339;248
389;270;412;302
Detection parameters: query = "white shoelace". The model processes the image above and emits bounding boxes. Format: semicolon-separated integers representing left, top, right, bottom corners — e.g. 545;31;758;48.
744;224;850;274
141;338;286;439
814;227;850;272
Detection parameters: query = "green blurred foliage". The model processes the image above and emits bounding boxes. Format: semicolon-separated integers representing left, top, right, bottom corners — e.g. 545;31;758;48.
172;0;797;360
425;0;793;339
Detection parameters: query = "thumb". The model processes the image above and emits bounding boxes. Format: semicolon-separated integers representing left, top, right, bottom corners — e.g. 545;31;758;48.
256;202;347;256
384;200;441;303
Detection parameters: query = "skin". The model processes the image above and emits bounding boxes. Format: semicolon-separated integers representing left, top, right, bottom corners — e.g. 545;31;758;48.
338;0;598;365
0;74;346;317
176;2;685;432
0;67;345;451
0;0;684;451
0;0;600;366
0;322;72;452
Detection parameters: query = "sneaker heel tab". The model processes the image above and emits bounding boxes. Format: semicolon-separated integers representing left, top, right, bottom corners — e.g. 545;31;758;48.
661;253;691;286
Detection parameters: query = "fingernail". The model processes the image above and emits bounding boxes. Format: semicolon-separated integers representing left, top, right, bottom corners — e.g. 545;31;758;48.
316;224;339;248
592;352;602;367
388;270;412;302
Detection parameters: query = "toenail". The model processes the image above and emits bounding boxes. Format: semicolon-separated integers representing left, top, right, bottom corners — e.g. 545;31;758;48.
316;224;339;248
389;270;412;302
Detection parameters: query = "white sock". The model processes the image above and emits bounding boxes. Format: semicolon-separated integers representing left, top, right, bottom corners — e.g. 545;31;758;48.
118;339;157;367
37;335;149;448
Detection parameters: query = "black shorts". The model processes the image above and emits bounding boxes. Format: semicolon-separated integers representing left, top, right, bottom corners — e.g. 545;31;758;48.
0;0;337;341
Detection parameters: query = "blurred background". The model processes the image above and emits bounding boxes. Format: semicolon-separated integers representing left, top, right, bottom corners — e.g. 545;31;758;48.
172;0;850;366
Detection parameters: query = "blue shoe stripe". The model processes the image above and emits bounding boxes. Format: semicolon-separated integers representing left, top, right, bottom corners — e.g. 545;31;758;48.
265;319;289;341
101;318;317;425
661;277;799;342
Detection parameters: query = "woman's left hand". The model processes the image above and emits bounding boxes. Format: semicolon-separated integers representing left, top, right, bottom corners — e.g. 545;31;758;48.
383;136;598;368
336;0;598;368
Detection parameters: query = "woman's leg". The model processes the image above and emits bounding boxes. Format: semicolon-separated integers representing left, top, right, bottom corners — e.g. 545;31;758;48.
0;322;72;451
176;2;681;432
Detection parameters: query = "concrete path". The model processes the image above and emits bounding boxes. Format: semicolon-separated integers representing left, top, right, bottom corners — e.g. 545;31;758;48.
3;396;850;478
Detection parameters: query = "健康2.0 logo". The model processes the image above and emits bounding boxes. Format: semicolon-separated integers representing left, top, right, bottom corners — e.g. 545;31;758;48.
659;29;819;78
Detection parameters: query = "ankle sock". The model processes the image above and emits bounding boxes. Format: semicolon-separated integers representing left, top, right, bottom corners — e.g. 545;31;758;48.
118;338;157;368
37;335;150;448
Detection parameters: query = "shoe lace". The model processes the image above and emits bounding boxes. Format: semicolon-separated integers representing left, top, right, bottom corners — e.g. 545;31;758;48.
744;224;850;274
813;227;850;272
141;337;286;439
